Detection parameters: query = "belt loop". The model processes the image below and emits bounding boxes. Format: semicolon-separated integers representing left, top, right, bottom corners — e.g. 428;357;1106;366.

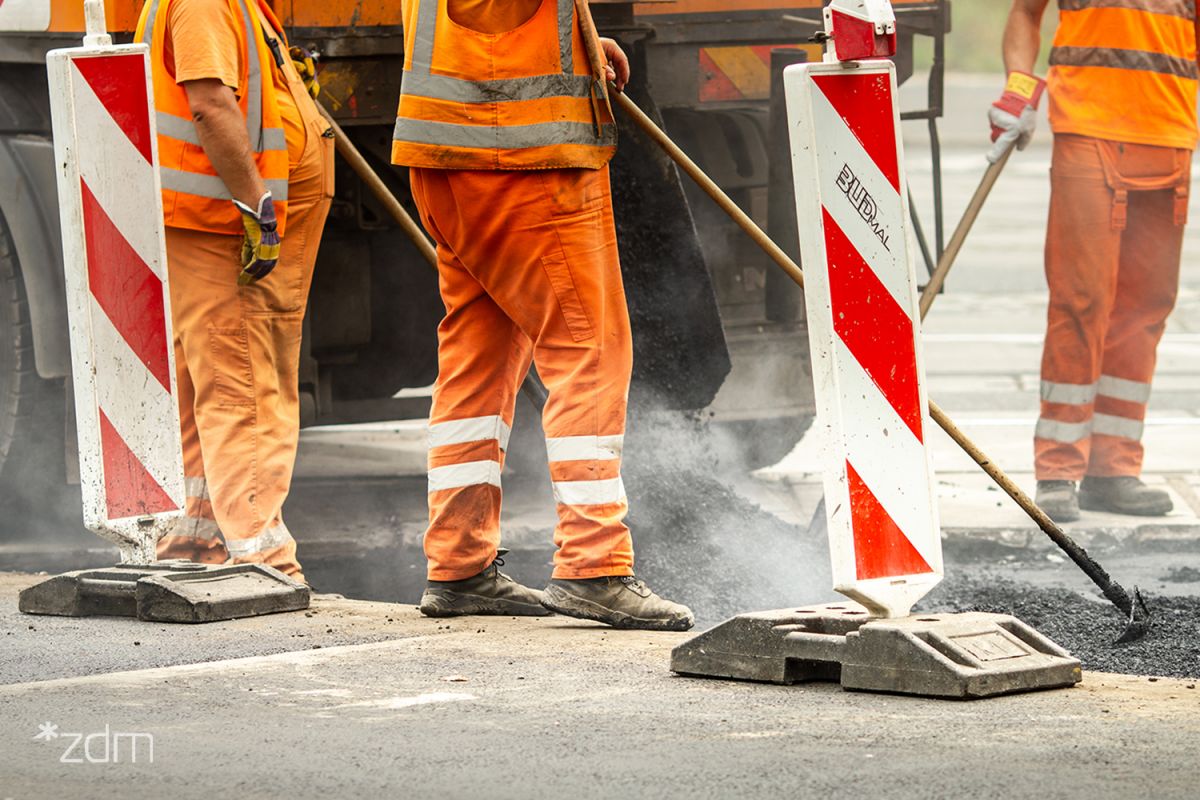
1175;184;1189;227
1111;188;1128;231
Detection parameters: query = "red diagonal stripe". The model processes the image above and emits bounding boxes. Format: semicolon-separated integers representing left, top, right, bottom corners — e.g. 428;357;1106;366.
823;209;923;441
99;409;178;519
73;54;153;164
81;178;171;393
812;72;900;192
847;460;933;580
699;49;744;102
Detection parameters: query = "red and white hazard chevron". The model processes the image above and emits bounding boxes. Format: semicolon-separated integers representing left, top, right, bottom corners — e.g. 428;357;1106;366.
785;58;942;618
47;29;185;564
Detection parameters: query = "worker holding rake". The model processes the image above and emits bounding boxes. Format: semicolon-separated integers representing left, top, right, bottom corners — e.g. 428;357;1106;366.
390;0;694;631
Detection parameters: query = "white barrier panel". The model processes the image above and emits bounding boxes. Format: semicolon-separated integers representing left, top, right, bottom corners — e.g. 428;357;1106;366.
47;27;184;564
785;59;942;618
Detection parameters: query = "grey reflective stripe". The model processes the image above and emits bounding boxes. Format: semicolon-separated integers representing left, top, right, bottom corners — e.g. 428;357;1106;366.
1050;45;1200;80
558;0;573;74
140;0;161;45
158;111;286;152
160;167;289;201
226;523;295;557
401;72;594;104
1058;0;1194;19
1093;413;1145;440
184;476;208;498
171;516;221;543
1098;375;1153;404
1035;417;1092;443
235;0;267;151
411;0;437;73
393;118;616;149
1041;380;1098;405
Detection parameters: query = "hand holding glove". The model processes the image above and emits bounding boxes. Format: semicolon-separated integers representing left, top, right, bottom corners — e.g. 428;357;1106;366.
987;71;1047;164
290;46;321;100
234;192;281;286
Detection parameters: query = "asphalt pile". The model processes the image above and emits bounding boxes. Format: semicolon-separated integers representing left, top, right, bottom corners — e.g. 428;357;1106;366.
923;574;1200;679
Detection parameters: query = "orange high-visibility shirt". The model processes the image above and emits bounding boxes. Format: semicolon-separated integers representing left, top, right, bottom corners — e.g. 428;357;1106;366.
1048;1;1199;150
164;0;307;170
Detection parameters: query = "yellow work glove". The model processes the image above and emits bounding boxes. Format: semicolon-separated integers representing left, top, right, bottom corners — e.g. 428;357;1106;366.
289;46;321;100
233;192;281;286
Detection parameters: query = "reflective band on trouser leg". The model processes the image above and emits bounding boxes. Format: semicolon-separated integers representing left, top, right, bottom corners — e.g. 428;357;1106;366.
1088;175;1185;476
157;475;229;564
409;166;634;581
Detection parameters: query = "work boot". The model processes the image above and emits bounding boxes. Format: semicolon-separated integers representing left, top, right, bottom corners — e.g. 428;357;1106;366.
1079;476;1173;517
419;550;550;618
1035;480;1080;523
541;576;695;631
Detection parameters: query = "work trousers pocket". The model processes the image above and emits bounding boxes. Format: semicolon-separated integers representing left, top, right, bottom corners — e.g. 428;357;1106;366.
541;249;596;343
209;327;256;407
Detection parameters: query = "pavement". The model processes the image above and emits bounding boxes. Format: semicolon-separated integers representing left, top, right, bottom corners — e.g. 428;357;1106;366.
1;572;1198;800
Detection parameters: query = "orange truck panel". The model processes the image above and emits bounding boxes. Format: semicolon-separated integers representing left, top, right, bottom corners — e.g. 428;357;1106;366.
636;0;927;13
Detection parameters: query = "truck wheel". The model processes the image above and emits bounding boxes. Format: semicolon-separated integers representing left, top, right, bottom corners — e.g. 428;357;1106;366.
0;209;63;503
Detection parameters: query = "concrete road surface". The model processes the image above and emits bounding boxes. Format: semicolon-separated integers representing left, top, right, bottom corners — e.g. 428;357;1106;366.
1;573;1197;800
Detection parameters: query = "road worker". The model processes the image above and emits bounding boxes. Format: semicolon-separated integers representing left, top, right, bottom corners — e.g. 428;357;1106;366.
135;0;333;579
392;0;694;630
994;0;1194;522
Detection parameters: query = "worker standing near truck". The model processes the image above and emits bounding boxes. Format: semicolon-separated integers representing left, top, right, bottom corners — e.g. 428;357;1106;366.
134;0;334;580
391;0;694;630
993;0;1196;522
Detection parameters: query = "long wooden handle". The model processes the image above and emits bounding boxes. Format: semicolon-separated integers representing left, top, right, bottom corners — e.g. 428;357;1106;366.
317;104;439;268
918;143;1013;320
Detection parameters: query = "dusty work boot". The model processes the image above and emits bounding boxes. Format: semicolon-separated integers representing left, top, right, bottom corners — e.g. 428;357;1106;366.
1035;480;1080;523
419;551;550;618
541;576;695;631
1079;476;1173;517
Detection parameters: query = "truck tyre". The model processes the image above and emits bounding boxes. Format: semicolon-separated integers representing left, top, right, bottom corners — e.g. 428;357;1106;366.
0;208;63;507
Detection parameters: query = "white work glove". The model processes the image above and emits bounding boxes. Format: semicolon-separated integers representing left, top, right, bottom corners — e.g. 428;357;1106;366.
987;105;1038;164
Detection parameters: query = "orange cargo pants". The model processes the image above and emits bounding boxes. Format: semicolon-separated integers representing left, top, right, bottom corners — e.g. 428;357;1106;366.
156;90;334;580
409;166;635;581
1036;134;1190;480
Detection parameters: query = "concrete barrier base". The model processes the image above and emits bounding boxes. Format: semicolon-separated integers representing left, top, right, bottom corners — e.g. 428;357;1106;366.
18;560;310;623
670;602;1082;699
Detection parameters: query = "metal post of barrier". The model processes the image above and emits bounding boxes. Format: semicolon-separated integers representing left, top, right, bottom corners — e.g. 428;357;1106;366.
669;0;1081;698
18;4;308;622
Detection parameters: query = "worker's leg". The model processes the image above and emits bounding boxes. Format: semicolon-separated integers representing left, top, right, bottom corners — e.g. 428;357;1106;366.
427;167;634;579
1088;177;1187;477
156;311;228;564
412;166;533;580
1036;135;1122;481
163;116;332;582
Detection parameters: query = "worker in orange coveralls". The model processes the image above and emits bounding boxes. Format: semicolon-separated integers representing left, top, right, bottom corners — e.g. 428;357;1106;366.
136;0;333;580
994;0;1196;522
391;0;694;630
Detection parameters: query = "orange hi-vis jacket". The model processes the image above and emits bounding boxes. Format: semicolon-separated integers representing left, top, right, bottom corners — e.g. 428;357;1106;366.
136;0;293;235
1048;0;1199;150
391;0;618;170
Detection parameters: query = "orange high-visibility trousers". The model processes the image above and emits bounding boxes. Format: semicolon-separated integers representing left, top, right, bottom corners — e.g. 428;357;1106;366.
156;84;334;580
409;165;635;581
1036;134;1190;480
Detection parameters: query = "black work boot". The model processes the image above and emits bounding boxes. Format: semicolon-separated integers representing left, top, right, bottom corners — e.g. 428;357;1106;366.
541;576;694;631
419;550;550;618
1035;480;1080;523
1079;476;1173;517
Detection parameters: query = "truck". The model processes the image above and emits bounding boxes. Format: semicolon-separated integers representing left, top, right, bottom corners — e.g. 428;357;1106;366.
0;0;950;509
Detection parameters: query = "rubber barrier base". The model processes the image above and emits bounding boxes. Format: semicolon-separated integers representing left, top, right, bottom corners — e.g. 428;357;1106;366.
18;560;310;623
670;603;1082;699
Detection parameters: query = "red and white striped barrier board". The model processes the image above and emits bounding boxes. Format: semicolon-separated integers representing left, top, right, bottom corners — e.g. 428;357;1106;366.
785;59;942;618
47;19;184;564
